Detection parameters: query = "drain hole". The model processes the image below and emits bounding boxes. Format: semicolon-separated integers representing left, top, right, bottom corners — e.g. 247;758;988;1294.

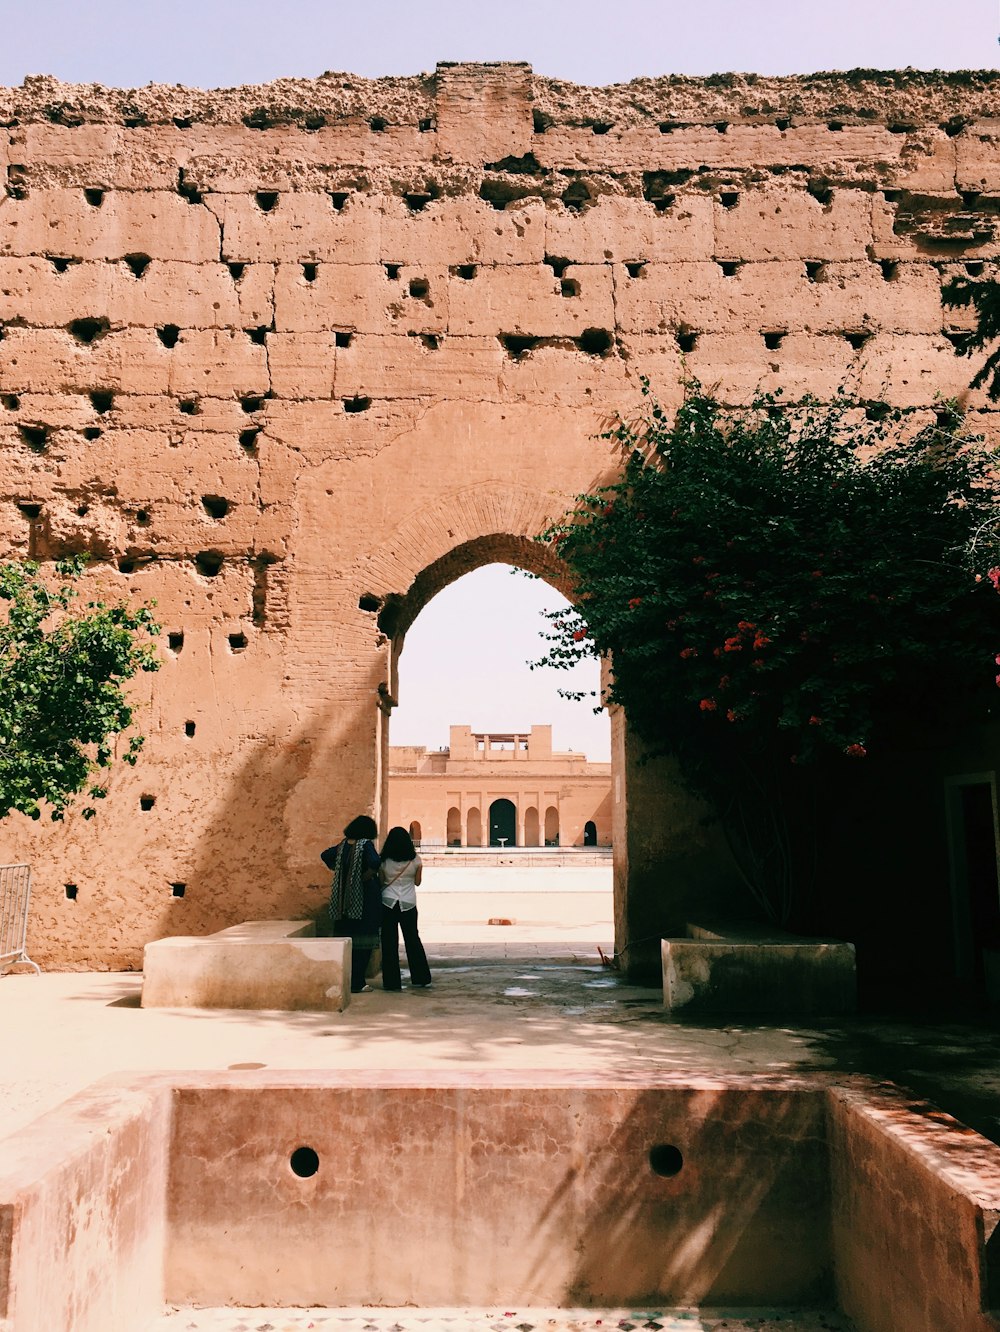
649;1143;684;1177
290;1146;319;1177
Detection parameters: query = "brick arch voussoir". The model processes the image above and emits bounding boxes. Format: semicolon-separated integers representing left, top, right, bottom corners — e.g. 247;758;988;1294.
358;482;573;638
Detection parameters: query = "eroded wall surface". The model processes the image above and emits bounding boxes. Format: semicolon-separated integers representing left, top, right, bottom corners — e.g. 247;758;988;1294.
0;63;998;966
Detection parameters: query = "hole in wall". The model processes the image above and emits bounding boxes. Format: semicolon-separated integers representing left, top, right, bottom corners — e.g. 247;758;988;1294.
763;330;786;350
134;508;150;526
805;260;826;282
254;191;279;213
578;327;613;355
245;326;269;346
7;164;28;199
83;426;102;440
413;332;440;349
64;883;78;900
624;261;646;278
675;328;699;353
775;116;791;131
178;398;198;415
201;495;229;519
499;333;539;359
195;551;224;577
19;424;49;451
328;192;349;211
171;882;186;898
652;193;675;212
184;721;196;737
83;187;104;207
17;501;41;518
168;631;184;652
48;255;76;273
718;260;741;277
532;109;551;134
844;330;873;351
68;317;109;344
560;278;580;297
544;255;570;278
140;795;155;811
77;504;89;517
658;121;680;133
408;277;430;299
173;116;192;129
228;632;247;651
117;556;136;574
649;1143;684;1177
882;189;902;203
385;263;401;280
418;117;434;132
715;121;729;134
888;122;915;135
302;262;318;283
290;1146;319;1178
227;262;247;282
343;395;371;413
122;110;147;128
241;395;265;413
177;169;203;204
2;393;20;410
89;389;113;414
239;427;260;453
879;259;899;281
243;108;274;130
965;261;985;276
453;263;476;280
864;401;890;422
943;329;971;352
589;121;613;135
369;116;387;132
808;182;833;206
358;593;381;612
123;252;151;278
827;120;844;132
334;330;353;348
404;190;436;212
561;180;591;211
941;117;967;137
719;191;739;209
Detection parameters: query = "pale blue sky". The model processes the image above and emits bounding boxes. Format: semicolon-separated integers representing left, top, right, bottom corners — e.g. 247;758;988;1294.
2;1;994;760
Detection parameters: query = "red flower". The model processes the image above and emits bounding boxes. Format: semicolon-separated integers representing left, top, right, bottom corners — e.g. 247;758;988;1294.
752;658;765;668
726;709;737;722
811;570;823;578
628;597;642;609
808;715;822;726
679;646;698;659
602;504;615;516
845;743;867;758
990;567;1000;590
737;620;756;632
573;630;587;641
723;637;742;652
699;698;717;712
752;633;771;649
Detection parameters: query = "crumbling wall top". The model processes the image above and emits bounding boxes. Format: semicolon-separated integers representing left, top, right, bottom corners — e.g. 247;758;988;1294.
0;62;997;130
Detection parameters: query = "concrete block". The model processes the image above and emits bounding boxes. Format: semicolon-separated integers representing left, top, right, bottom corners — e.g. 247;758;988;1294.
956;120;1000;195
449;261;614;337
214;191;381;264
141;920;351;1011
662;922;856;1016
715;185;874;261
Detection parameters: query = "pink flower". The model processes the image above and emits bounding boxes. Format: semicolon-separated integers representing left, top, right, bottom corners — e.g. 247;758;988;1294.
845;743;867;758
628;597;642;609
990;568;1000;590
679;646;698;659
699;698;717;712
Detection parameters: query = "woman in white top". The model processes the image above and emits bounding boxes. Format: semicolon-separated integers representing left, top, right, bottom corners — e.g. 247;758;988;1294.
379;825;432;991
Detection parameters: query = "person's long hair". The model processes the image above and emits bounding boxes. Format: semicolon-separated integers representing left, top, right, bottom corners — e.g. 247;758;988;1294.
381;826;416;860
344;814;378;840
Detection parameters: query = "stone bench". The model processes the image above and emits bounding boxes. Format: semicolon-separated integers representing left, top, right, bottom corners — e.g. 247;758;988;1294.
141;920;351;1011
662;919;856;1017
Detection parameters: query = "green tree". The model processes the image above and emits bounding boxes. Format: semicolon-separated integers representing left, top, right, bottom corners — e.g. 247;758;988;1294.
536;383;1000;924
0;557;160;821
942;273;1000;401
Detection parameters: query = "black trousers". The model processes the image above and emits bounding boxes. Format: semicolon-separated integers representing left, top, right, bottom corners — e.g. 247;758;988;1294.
380;903;432;989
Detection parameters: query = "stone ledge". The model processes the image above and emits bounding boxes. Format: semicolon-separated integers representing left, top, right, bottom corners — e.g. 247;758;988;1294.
141;920;350;1012
662;920;856;1017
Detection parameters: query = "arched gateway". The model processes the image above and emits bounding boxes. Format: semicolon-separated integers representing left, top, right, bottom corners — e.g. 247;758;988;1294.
2;61;993;976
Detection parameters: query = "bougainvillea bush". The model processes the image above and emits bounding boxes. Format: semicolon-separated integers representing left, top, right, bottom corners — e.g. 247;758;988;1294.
0;557;160;821
536;382;1000;924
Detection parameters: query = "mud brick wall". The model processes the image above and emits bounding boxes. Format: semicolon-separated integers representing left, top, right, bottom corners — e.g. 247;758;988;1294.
0;63;998;968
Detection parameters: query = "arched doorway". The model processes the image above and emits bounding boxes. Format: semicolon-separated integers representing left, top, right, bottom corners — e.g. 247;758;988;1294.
544;805;559;847
489;798;516;847
467;807;482;847
524;806;540;846
409;820;422;846
446;806;461;847
584;820;597;846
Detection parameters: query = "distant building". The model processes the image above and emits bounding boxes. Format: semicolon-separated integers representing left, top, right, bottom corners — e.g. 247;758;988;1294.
387;725;612;848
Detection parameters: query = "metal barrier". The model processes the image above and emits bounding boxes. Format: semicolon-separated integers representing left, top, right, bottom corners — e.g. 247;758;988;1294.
0;863;41;974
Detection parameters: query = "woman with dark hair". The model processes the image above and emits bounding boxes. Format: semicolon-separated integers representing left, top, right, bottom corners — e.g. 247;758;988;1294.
379;825;432;991
321;814;382;994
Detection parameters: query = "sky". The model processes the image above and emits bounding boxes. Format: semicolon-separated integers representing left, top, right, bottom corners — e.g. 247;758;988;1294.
2;1;995;761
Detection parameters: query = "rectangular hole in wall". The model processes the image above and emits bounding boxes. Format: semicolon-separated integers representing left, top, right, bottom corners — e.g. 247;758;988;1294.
64;883;78;900
171;882;186;898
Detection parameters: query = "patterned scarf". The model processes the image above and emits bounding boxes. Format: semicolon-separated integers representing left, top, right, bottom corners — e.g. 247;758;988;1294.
330;838;368;921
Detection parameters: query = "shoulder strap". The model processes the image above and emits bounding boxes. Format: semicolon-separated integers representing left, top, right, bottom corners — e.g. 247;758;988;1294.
382;859;414;888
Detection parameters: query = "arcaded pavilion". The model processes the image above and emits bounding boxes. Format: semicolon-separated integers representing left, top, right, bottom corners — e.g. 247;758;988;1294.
386;724;612;848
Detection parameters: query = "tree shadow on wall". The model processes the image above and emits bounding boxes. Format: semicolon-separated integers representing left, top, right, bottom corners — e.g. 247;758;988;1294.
146;708;343;946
